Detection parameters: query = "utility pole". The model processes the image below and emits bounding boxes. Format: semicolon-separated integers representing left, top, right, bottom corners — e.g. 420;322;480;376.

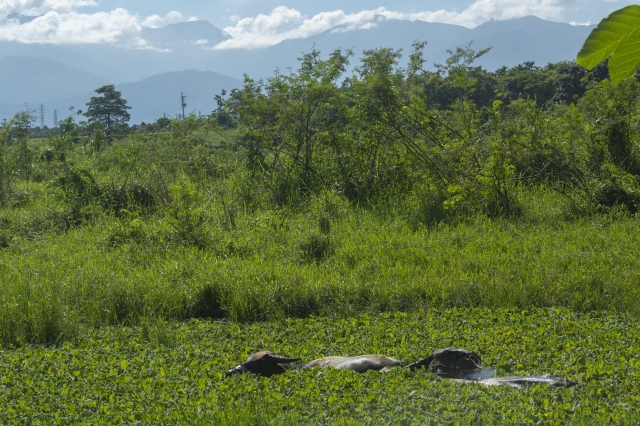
53;109;58;127
39;104;45;128
181;92;187;119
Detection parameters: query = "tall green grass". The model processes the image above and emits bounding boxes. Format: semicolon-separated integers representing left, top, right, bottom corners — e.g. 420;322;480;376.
1;121;640;346
1;184;639;345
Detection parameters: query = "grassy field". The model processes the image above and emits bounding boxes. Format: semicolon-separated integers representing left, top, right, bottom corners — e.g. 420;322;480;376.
2;186;640;346
0;309;638;424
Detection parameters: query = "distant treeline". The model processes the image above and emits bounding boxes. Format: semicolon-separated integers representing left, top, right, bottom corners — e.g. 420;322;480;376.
16;49;613;140
2;43;638;220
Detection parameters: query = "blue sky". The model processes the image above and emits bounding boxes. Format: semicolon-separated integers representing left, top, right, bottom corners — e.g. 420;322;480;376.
0;1;638;49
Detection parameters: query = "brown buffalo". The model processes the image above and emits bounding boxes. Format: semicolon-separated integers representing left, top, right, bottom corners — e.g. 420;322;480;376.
304;354;403;373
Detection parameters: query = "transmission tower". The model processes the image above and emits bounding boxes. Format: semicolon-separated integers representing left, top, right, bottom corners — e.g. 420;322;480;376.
53;109;58;127
181;92;187;119
39;104;45;128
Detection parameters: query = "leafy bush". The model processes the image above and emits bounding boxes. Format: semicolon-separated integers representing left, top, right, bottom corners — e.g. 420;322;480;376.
167;177;211;248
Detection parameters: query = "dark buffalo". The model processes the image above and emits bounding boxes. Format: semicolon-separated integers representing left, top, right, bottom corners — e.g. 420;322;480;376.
224;351;301;378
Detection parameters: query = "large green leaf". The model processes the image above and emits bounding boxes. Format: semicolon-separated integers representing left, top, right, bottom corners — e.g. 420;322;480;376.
577;5;640;84
609;27;640;85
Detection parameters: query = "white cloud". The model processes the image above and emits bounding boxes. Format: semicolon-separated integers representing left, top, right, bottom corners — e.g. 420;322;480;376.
0;8;141;44
569;20;591;26
194;39;209;45
216;6;396;49
404;0;574;28
0;6;189;48
0;0;96;17
214;0;587;50
141;11;185;28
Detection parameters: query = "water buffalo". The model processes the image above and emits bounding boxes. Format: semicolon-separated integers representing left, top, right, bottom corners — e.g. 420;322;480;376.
304;354;403;373
406;347;484;379
224;347;578;388
224;351;302;378
407;348;577;387
224;351;402;377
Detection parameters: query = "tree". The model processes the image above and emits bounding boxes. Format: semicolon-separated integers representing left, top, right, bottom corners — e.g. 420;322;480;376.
8;111;36;188
232;48;352;203
405;43;494;110
84;85;131;133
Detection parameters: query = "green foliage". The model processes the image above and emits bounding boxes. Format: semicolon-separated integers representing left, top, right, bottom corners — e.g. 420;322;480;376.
167;177;210;248
232;48;354;203
299;233;335;263
496;61;593;108
53;166;101;224
424;43;494;108
212;89;237;129
577;5;640;85
6;111;37;189
3;47;640;346
170;113;201;140
89;121;107;153
0;310;638;423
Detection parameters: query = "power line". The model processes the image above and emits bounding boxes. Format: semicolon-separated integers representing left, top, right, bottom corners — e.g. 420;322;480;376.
53;109;58;127
180;92;188;119
39;104;45;128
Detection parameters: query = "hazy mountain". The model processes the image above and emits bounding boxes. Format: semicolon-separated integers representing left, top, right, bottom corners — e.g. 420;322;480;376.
233;16;593;78
467;16;593;70
228;18;470;79
115;69;241;123
2;69;242;126
0;56;108;103
0;15;594;124
125;16;591;79
0;16;590;84
0;43;132;83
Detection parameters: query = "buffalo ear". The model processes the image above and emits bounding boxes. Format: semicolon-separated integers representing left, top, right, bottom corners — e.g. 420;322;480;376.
406;354;434;371
264;353;301;364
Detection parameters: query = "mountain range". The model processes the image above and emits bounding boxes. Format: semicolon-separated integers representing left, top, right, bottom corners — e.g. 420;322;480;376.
0;16;593;125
